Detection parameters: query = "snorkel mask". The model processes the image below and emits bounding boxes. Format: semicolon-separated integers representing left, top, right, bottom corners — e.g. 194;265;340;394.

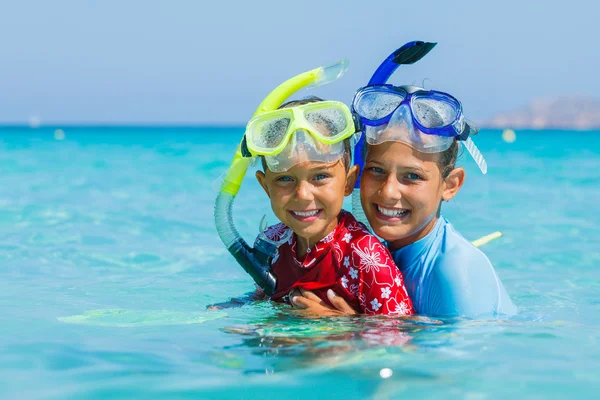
350;41;488;225
214;60;350;296
244;100;358;172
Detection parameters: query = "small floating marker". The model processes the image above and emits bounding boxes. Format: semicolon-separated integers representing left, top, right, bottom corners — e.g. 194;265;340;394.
502;129;516;143
471;231;503;247
54;129;65;141
379;368;393;379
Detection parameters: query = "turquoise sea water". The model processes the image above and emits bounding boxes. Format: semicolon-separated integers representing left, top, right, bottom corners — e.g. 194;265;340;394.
1;126;598;399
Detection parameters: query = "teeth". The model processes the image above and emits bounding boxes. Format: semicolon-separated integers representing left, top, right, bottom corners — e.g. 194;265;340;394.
376;205;408;218
293;210;319;217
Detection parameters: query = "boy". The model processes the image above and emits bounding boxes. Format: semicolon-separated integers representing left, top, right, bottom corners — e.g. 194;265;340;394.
253;97;413;315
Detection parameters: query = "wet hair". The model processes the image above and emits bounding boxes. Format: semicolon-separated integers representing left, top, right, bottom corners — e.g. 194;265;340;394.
438;122;479;178
438;139;459;178
259;96;353;172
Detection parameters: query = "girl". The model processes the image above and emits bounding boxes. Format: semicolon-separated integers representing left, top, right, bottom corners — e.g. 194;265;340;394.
291;68;517;318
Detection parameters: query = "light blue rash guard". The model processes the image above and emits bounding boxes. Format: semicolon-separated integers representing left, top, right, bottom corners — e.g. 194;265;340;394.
390;217;517;318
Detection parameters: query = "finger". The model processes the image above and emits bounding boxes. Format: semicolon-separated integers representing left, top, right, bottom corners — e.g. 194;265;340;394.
289;288;302;299
299;288;325;304
290;295;314;310
288;289;306;308
327;289;357;315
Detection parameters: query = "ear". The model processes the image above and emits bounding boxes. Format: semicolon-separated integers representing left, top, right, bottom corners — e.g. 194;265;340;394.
442;167;465;201
344;165;360;196
255;170;271;199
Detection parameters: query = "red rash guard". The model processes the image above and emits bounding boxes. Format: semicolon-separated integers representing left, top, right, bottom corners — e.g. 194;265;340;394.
261;211;414;315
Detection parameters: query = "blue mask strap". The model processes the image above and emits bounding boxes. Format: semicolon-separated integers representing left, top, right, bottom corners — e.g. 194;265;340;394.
354;41;437;188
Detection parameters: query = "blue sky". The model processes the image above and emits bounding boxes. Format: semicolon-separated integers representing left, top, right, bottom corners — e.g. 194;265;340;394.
0;0;597;125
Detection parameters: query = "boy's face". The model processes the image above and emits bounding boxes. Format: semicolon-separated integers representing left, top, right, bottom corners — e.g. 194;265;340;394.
256;159;358;246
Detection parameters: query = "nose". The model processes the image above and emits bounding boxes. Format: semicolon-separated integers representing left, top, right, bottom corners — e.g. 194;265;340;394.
295;180;314;201
379;174;402;202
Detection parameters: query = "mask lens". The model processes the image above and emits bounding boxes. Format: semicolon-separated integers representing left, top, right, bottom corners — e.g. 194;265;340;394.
411;94;459;128
265;130;345;172
248;115;291;150
304;107;348;138
355;91;405;121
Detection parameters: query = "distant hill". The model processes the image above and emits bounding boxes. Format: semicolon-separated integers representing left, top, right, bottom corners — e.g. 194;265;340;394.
483;96;600;129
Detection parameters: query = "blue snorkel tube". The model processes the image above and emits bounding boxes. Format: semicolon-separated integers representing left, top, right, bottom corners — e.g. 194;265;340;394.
351;41;437;225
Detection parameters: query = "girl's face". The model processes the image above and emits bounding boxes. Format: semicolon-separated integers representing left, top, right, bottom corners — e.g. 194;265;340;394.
360;141;464;250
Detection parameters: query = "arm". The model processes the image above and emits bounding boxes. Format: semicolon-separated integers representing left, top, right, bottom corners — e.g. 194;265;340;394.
353;236;414;315
290;288;358;316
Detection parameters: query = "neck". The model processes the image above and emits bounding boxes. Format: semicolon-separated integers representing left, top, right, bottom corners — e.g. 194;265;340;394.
295;217;339;258
388;214;439;251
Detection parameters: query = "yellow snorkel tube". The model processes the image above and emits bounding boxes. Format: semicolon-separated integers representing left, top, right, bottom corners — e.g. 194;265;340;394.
214;60;349;296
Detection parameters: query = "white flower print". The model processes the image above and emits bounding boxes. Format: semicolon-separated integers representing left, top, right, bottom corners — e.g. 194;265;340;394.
349;284;359;296
264;223;289;241
395;301;410;315
341;275;349;288
349;267;358;279
351;240;389;274
304;257;317;268
381;287;391;299
358;293;367;308
321;231;335;244
332;242;343;264
347;220;369;233
342;233;352;243
370;298;381;311
343;256;350;268
394;276;402;287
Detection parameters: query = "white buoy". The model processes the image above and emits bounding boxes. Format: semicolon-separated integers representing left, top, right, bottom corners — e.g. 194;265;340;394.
502;129;516;143
379;368;393;379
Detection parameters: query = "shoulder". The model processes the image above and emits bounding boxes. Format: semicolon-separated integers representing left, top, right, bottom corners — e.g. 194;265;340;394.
339;211;374;242
434;222;496;281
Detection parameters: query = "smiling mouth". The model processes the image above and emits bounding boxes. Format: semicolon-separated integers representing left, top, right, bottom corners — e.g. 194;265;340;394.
289;209;322;221
374;204;410;220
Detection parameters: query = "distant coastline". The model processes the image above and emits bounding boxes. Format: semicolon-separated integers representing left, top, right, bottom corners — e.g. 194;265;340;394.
3;95;600;131
482;96;600;130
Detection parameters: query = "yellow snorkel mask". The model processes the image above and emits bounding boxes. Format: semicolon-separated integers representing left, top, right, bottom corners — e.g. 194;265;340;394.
215;59;350;295
244;100;357;172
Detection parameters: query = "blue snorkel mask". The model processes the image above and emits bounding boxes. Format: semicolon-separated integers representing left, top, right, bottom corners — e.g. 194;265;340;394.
349;41;488;225
352;41;487;174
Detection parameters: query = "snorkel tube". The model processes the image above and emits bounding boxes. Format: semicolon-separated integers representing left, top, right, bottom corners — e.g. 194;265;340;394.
214;60;349;296
351;41;437;224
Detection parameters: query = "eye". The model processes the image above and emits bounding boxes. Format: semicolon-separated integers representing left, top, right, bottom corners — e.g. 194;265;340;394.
314;173;330;181
406;173;422;180
367;166;385;175
276;175;293;182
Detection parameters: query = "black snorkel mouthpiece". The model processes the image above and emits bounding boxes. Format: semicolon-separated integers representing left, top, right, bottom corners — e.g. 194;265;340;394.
228;237;277;296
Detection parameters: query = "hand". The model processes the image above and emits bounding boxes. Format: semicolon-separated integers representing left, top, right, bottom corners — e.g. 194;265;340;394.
289;288;358;317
